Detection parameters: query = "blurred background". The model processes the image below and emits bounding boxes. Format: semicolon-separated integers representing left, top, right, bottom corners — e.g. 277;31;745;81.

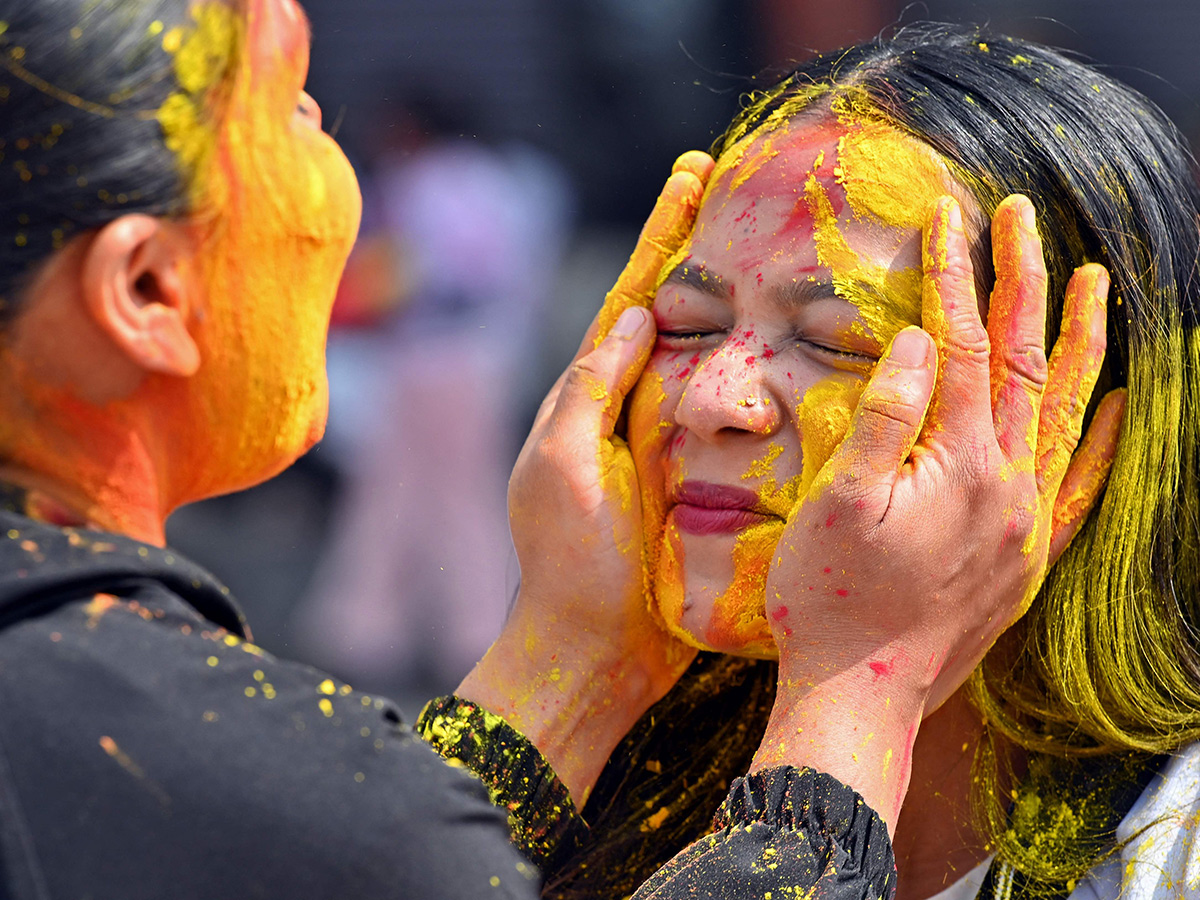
166;0;1200;714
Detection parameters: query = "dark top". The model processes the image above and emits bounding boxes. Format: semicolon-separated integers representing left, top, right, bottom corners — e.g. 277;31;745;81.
0;509;896;899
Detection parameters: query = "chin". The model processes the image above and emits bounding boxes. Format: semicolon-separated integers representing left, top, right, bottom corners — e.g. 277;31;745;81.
650;526;780;659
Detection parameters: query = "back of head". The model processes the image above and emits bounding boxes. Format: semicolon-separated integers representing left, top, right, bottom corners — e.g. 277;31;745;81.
0;0;241;319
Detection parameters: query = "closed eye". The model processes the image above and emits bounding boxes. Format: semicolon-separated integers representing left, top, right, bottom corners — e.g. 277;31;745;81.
656;329;725;349
794;332;880;366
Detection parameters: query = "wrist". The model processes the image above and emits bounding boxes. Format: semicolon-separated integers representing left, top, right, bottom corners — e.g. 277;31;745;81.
752;662;925;825
456;616;665;805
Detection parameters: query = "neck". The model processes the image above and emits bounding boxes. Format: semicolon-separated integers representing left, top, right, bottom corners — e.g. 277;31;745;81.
891;688;1022;900
0;381;169;546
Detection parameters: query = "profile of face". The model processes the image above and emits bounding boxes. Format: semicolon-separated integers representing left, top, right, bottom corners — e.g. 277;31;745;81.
164;0;362;496
628;111;961;658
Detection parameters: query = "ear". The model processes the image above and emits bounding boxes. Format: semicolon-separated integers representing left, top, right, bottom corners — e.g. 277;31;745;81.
80;215;201;377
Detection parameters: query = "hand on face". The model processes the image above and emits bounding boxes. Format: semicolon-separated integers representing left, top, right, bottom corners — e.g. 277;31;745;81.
756;194;1119;821
457;152;713;805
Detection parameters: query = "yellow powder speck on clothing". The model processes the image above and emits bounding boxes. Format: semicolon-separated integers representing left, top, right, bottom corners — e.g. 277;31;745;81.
222;634;239;647
318;698;334;717
318;678;336;695
642;807;671;831
253;670;265;682
206;656;218;667
490;876;501;888
244;686;257;698
148;20;164;37
354;772;365;783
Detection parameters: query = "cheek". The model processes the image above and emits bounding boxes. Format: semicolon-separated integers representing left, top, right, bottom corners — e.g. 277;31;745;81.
793;376;867;499
629;361;677;464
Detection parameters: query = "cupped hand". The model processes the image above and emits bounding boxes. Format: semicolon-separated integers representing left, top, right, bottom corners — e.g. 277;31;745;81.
754;194;1122;824
456;151;713;805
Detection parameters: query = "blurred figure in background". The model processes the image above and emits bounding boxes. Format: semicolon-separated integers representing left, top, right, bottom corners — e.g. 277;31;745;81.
291;89;574;696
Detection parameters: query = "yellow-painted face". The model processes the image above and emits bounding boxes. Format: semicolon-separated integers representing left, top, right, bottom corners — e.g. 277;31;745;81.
629;113;958;657
161;0;362;499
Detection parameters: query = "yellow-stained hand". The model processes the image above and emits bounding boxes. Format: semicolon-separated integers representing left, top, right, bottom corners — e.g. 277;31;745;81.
457;152;714;807
754;195;1121;826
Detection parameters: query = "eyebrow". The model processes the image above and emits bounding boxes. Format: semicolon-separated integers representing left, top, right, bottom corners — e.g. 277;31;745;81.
661;262;730;300
661;261;903;318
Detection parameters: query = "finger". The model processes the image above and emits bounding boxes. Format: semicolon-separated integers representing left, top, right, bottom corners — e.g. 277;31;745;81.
553;306;657;440
1046;388;1126;565
1036;263;1110;499
987;195;1050;462
922;196;992;439
809;326;937;501
673;149;715;182
594;160;709;345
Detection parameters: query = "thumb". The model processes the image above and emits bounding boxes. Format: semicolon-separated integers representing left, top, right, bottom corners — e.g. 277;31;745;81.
553;305;656;438
817;327;937;493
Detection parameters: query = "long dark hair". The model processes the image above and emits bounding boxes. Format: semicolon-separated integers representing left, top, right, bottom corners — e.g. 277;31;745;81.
548;23;1200;897
0;0;243;319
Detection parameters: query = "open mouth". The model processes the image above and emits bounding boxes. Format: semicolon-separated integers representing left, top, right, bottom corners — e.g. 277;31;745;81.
670;480;779;535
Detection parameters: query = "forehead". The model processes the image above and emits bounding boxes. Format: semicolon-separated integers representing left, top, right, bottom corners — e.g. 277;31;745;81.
700;113;956;236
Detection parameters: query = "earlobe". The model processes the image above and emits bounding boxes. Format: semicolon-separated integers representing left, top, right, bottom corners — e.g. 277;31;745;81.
81;215;201;378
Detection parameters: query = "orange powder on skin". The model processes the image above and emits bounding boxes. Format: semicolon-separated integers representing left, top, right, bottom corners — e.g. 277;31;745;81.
160;0;362;499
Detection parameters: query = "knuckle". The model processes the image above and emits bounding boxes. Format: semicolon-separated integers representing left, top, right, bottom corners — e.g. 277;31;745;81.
1005;345;1049;388
859;390;926;430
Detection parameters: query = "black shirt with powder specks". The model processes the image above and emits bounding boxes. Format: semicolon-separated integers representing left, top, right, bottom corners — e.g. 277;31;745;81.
0;508;896;900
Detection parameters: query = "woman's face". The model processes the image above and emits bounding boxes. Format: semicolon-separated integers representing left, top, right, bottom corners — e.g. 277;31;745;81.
629;113;959;657
167;0;362;498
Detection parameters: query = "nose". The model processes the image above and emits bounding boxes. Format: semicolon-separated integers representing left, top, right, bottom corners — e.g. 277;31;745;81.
674;337;784;440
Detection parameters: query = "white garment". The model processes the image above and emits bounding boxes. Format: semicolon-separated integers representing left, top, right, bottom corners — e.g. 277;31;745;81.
925;744;1200;900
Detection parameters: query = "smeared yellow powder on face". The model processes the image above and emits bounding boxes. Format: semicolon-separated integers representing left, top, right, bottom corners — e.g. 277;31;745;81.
836;122;950;230
805;172;860;274
704;520;785;657
794;378;860;500
742;443;784;480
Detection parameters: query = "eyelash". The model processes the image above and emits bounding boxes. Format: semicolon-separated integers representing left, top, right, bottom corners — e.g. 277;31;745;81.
657;329;876;364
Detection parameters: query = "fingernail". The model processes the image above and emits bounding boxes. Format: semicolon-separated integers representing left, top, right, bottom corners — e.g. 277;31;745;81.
612;306;646;339
890;327;930;367
1020;198;1037;234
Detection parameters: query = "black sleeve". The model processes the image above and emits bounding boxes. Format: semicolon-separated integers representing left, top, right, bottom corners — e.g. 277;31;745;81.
418;696;896;900
416;696;589;872
635;766;897;900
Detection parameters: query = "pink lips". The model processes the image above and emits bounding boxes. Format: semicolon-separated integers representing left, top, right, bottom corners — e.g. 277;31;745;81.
671;480;774;535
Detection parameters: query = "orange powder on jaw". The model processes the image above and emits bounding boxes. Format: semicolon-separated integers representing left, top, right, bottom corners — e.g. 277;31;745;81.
158;0;362;499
